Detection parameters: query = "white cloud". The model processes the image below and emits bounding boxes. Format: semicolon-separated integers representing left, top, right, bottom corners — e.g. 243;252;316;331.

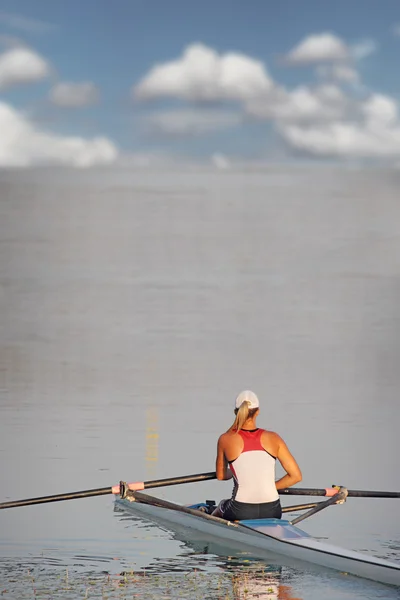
0;100;118;168
280;122;400;159
362;94;398;127
279;93;400;159
283;33;349;65
49;81;100;108
284;33;377;71
130;37;396;162
144;108;241;137
316;64;360;84
134;43;273;102
0;46;50;89
246;84;349;125
351;39;377;60
0;11;54;33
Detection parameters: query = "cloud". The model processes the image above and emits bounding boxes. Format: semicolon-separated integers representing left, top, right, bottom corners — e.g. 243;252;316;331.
0;11;54;34
283;33;350;65
134;43;273;102
127;36;398;163
0;100;118;168
49;81;100;108
143;108;242;137
392;24;400;37
316;64;360;84
246;84;350;125
0;46;50;89
279;93;400;159
351;39;377;60
362;94;398;126
283;33;376;71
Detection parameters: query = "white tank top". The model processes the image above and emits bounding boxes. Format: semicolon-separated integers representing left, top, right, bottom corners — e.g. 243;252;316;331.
229;429;279;503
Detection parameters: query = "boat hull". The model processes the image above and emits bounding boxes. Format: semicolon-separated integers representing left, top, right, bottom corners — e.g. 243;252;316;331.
115;496;400;587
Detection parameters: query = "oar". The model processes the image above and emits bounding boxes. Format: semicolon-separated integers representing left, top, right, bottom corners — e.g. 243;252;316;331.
0;471;217;510
290;487;348;526
279;486;400;498
281;502;319;513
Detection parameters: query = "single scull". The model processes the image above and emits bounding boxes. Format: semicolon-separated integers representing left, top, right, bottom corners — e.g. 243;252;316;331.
115;485;400;587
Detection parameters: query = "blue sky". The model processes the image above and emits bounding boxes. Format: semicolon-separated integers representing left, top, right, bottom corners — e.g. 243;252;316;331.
1;0;400;167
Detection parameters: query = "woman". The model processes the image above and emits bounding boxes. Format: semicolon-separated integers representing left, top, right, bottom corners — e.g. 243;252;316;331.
212;390;302;521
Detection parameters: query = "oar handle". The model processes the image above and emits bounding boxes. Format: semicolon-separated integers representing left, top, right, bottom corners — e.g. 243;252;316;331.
279;487;339;497
279;487;400;498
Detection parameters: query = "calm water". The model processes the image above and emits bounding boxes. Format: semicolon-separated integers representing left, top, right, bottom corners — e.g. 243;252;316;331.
0;165;399;599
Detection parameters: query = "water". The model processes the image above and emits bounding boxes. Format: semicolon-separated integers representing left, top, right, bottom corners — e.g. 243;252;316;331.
0;165;399;599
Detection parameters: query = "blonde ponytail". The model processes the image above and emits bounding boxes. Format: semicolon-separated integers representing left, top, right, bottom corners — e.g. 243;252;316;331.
228;401;258;432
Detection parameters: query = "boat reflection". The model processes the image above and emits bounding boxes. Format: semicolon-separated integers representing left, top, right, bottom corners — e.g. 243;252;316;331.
114;503;303;599
178;539;303;600
230;573;302;600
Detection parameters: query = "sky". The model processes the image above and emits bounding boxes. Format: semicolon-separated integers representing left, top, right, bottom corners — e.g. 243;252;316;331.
0;0;400;168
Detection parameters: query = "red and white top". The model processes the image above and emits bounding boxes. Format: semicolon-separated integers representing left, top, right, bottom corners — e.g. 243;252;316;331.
229;429;279;503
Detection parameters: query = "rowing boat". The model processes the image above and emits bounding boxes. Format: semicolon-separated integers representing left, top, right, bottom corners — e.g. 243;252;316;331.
1;470;398;587
115;487;400;587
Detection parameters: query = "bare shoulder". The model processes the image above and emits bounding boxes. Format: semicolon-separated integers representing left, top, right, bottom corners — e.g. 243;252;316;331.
261;429;282;442
260;430;284;454
217;430;233;447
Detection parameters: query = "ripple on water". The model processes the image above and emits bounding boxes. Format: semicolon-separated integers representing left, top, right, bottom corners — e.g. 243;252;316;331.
0;555;399;600
1;511;398;600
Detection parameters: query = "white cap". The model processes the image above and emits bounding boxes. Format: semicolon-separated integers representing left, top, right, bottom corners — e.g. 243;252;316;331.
235;390;260;409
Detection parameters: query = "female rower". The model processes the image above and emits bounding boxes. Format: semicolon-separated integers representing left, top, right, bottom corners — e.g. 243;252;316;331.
212;390;302;521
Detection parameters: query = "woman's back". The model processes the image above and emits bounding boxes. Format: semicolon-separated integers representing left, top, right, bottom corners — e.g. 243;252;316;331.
227;428;279;503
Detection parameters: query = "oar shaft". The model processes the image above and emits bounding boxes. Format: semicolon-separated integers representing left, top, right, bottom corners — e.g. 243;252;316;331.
0;471;217;510
0;488;111;509
281;502;319;513
279;487;400;498
113;472;216;494
344;490;400;498
142;472;216;490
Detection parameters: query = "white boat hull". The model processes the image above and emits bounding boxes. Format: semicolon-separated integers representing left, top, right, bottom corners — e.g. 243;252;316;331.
115;496;400;587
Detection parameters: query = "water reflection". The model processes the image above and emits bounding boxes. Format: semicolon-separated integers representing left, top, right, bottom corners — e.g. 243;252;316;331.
113;503;400;600
114;504;302;599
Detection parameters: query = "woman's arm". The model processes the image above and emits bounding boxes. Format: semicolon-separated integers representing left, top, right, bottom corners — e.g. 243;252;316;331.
275;435;302;490
216;434;233;480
